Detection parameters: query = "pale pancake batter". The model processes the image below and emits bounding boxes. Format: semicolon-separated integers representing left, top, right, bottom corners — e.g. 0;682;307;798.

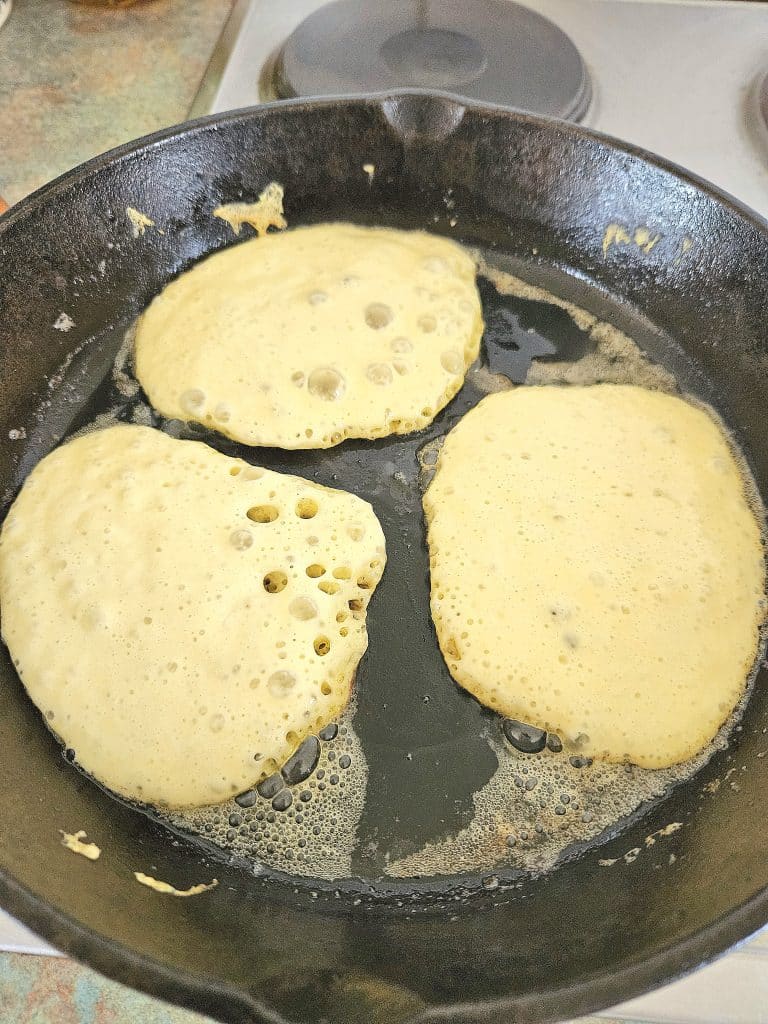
134;224;483;449
0;425;385;807
425;385;765;768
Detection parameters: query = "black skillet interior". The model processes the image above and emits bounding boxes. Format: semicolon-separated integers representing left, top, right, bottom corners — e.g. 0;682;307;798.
1;93;768;1024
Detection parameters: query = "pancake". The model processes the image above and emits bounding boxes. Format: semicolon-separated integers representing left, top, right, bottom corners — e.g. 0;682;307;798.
0;425;386;807
134;223;483;449
424;384;765;768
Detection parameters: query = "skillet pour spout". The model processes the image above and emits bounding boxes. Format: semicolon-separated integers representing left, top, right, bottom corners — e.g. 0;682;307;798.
1;91;768;1024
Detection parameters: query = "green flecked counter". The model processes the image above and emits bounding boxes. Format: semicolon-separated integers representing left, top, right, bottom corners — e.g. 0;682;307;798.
0;0;232;206
0;0;229;1019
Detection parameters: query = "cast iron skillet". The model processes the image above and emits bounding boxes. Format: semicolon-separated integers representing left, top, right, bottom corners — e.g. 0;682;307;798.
1;92;768;1024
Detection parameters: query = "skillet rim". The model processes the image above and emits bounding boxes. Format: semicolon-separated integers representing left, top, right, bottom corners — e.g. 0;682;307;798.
1;88;768;1023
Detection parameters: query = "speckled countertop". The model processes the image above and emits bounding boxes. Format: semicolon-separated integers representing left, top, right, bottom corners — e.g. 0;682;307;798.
0;0;230;1019
0;2;642;1022
0;0;232;206
0;952;214;1023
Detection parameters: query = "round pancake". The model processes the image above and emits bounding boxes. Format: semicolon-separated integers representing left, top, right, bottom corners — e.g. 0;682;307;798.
424;385;766;768
134;223;483;449
0;425;386;807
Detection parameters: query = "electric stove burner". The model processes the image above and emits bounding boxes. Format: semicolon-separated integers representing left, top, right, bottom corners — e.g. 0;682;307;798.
272;0;592;122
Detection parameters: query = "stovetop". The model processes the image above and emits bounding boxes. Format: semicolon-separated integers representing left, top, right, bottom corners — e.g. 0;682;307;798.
191;0;768;219
4;4;768;1023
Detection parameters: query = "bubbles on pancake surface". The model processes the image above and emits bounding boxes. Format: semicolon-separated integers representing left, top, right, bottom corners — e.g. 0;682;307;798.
268;671;296;698
0;423;385;816
366;363;394;386
391;337;413;354
295;497;318;519
179;388;205;415
440;349;463;375
308;367;346;402
289;596;317;621
246;503;279;524
364;302;393;330
229;530;252;551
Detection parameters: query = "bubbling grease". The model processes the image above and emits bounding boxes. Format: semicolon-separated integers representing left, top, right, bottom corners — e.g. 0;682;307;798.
386;714;738;878
164;698;367;880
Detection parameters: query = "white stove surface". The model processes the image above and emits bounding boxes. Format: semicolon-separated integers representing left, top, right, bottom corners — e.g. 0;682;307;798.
0;909;57;957
4;4;768;1023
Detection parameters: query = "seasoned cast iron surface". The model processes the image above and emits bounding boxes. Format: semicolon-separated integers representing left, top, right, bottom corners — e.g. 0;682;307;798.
1;94;768;1024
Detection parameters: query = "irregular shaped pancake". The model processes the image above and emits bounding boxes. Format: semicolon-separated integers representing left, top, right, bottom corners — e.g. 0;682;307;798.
424;385;765;768
0;425;385;807
134;224;483;449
